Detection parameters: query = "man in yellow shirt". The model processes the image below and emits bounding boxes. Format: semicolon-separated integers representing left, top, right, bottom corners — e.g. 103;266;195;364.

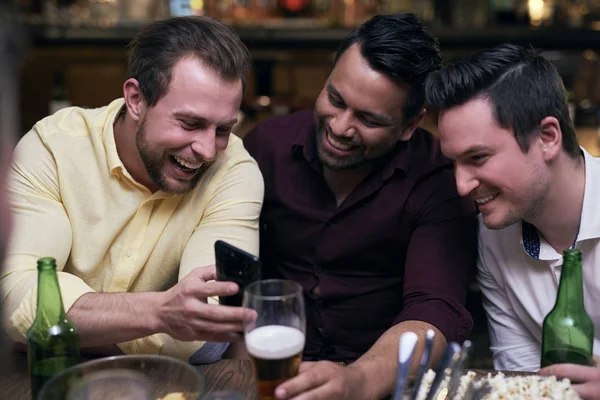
2;16;264;363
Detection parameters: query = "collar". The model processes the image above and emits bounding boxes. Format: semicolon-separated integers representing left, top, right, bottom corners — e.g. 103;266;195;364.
575;147;600;242
290;112;413;178
521;147;600;258
102;98;128;177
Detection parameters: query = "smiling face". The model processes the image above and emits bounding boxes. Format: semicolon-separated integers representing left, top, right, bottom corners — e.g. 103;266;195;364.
314;44;414;171
438;97;551;230
136;56;242;194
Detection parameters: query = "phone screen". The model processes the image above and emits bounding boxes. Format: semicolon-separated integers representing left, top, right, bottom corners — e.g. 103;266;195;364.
215;240;262;307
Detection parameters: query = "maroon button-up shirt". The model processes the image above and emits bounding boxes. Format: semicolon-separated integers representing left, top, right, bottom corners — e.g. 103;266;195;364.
244;110;478;363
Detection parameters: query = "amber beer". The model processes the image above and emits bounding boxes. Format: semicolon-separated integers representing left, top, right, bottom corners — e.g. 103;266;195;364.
246;325;305;400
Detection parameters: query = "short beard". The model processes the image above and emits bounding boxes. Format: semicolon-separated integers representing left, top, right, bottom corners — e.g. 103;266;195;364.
135;115;202;194
315;119;369;170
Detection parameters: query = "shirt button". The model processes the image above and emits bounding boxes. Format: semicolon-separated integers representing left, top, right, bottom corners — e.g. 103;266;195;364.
126;249;133;257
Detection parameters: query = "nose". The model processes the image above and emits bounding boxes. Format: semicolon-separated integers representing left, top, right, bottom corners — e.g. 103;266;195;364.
454;164;479;197
191;130;217;163
329;110;354;138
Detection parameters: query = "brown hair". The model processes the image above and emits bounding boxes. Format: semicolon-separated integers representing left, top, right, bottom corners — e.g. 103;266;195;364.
126;16;251;106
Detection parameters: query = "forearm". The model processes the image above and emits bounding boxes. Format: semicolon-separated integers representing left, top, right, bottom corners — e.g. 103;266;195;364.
349;320;447;400
67;291;163;348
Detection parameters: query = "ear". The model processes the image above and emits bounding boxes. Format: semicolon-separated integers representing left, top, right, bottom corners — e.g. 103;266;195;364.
538;116;562;161
123;78;146;124
398;108;426;141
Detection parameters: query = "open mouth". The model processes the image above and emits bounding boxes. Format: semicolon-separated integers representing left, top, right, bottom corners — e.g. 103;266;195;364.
475;193;500;207
169;155;201;174
325;130;358;153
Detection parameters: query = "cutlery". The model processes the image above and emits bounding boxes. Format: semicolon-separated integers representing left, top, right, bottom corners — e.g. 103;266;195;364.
392;331;419;400
412;329;435;399
467;382;491;400
424;342;461;400
462;380;475;400
446;340;473;399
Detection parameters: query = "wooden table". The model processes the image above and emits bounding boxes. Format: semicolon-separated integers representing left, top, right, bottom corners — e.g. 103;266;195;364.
0;351;532;400
0;351;258;400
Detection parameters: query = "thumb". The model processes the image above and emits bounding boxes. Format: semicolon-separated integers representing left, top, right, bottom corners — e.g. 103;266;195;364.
191;265;217;282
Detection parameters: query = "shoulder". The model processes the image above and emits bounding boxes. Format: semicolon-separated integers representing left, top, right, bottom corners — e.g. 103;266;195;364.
409;127;453;178
212;134;259;171
243;110;314;159
203;134;263;184
13;103;110;169
404;128;463;206
33;101;119;143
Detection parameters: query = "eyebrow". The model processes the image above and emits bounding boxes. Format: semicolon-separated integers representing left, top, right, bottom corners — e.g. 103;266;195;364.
457;145;492;159
326;84;393;125
172;111;237;126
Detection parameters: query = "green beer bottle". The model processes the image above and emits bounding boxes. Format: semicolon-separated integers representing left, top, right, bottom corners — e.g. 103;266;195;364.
26;257;80;399
541;249;595;368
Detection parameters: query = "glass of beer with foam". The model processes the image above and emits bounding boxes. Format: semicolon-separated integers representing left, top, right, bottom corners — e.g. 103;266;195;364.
243;279;306;400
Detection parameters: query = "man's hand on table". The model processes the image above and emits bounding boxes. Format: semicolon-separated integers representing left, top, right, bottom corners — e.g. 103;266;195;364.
538;357;600;400
157;265;256;342
274;361;366;400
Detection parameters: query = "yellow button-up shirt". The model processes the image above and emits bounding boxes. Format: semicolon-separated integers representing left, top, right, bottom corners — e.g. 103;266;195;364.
2;98;264;360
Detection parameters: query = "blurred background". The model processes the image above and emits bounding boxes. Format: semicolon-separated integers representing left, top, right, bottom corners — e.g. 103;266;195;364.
11;0;600;147
8;0;600;368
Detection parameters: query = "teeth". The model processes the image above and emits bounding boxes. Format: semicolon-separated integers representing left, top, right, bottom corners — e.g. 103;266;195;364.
327;132;354;151
173;155;201;170
475;194;498;205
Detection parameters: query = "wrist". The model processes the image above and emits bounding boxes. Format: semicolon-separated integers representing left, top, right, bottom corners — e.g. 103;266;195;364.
346;363;372;400
146;291;166;334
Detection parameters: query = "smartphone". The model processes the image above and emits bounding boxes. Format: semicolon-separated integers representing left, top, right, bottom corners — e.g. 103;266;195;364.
215;240;262;307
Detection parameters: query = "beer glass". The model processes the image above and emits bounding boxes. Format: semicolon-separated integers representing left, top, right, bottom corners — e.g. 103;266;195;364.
243;279;306;400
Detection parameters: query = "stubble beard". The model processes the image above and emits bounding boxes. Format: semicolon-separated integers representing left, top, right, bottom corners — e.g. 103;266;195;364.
135;116;202;194
315;118;368;171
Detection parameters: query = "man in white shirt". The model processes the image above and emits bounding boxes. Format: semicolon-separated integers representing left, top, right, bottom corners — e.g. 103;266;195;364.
426;44;600;399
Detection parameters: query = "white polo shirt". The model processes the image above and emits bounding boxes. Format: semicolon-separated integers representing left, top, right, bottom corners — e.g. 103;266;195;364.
477;148;600;372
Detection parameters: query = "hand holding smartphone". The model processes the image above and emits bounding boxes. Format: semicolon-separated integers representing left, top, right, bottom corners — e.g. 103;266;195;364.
214;240;262;307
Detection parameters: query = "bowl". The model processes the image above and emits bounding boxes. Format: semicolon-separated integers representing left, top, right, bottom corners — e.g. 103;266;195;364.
38;354;205;400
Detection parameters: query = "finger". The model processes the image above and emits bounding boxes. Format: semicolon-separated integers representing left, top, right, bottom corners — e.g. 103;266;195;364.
196;280;239;297
200;303;257;323
194;320;245;334
571;382;600;400
299;362;316;373
275;368;328;399
287;386;334;400
538;363;599;383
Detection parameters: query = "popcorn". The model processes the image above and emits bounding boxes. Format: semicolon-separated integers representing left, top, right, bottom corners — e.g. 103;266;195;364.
411;370;580;400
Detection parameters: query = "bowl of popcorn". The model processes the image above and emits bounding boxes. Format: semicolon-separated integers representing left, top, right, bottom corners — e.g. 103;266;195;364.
38;355;205;400
411;369;580;400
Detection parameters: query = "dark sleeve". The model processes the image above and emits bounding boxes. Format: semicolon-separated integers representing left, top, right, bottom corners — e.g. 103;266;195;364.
393;167;478;344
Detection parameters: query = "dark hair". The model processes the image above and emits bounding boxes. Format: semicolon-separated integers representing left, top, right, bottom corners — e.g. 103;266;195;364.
426;43;579;158
334;13;442;121
126;16;251;107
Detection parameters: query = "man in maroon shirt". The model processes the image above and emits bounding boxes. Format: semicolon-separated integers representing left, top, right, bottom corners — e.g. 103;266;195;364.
244;14;478;400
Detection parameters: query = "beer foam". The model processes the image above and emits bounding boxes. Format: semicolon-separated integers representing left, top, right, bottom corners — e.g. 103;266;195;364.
245;325;305;360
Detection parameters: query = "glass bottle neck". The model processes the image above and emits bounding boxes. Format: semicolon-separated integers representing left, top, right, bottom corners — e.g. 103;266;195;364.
35;266;67;326
556;257;585;310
